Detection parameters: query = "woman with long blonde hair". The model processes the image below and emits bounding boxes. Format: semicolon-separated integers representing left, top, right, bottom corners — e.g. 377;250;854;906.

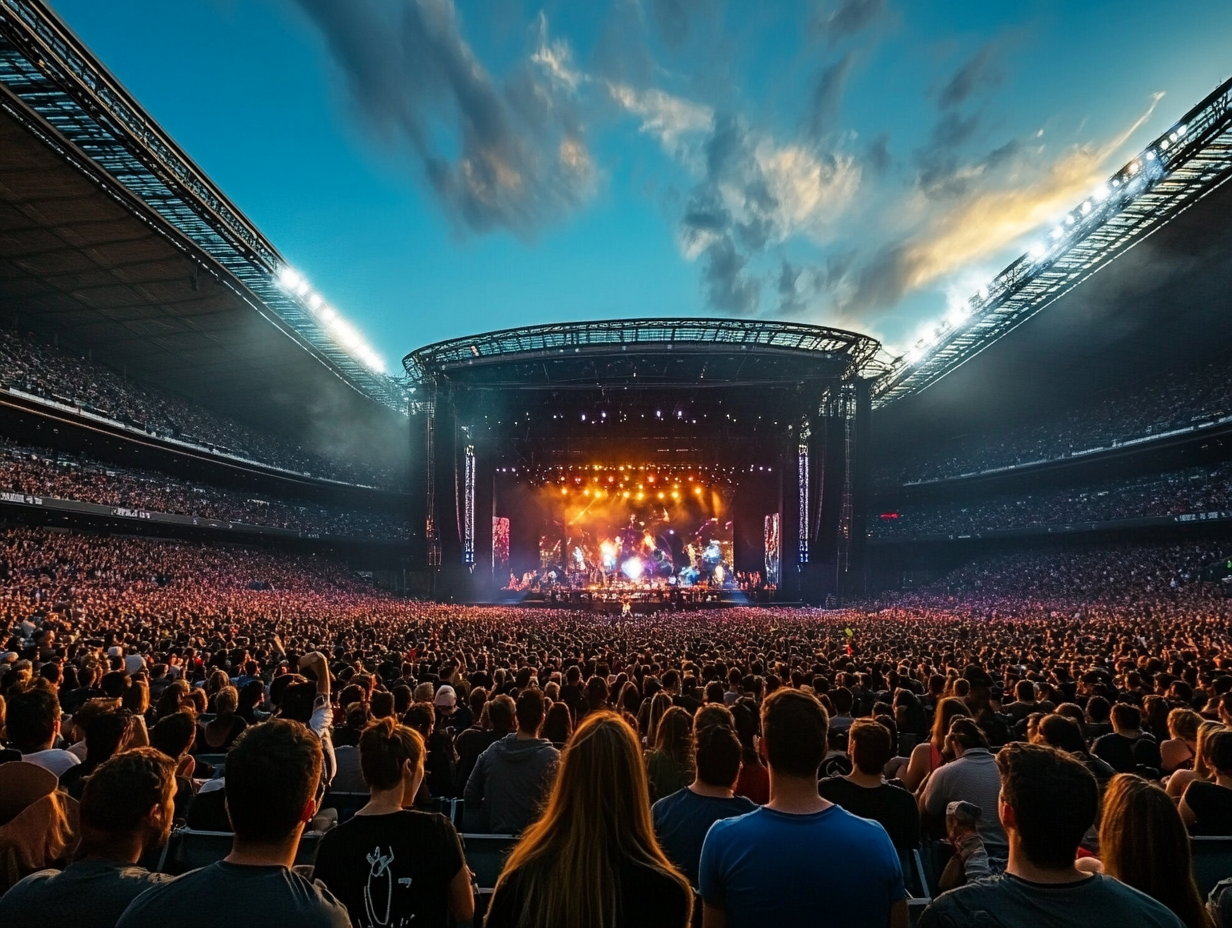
485;711;692;928
1099;773;1210;928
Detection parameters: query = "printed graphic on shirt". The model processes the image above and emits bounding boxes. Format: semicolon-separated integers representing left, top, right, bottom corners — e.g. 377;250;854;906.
363;845;414;927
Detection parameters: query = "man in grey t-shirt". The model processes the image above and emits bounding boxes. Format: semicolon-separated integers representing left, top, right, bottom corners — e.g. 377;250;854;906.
0;748;175;928
919;743;1184;928
117;720;349;928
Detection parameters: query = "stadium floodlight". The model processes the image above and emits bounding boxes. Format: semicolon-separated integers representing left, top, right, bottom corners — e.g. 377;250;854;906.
307;293;323;312
1091;184;1110;203
318;304;337;323
1027;242;1047;261
946;304;971;328
277;266;303;291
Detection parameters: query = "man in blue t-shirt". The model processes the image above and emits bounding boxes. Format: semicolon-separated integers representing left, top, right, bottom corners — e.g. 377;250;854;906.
699;689;908;928
653;708;757;886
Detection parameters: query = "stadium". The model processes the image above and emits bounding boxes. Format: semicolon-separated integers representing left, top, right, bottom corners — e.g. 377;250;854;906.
2;2;1232;927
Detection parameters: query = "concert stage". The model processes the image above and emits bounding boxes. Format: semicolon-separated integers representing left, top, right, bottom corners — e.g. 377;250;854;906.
404;319;880;604
492;586;779;613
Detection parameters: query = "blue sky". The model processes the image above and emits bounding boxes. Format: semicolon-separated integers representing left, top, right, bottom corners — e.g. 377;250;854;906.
48;0;1232;374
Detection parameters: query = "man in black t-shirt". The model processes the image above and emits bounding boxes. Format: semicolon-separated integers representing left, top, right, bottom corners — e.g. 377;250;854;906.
117;719;349;928
1092;704;1161;773
1181;729;1232;835
819;717;920;852
312;717;473;928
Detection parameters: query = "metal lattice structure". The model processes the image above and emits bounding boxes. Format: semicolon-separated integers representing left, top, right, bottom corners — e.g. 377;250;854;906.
877;75;1232;406
0;0;404;410
404;317;882;384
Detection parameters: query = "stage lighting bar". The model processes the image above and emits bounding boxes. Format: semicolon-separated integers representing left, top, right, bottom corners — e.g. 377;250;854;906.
501;462;776;490
463;443;475;565
797;442;809;564
878;75;1232;405
276;266;386;374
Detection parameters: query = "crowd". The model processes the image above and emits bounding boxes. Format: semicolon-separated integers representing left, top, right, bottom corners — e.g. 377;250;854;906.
2;525;1232;925
873;460;1232;539
0;328;400;487
0;439;410;541
877;357;1232;486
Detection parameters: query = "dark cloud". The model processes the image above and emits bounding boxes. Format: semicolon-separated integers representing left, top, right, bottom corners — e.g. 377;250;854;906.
777;260;805;315
701;236;761;315
649;0;712;48
915;110;981;199
938;44;1001;109
843;241;915;320
777;252;858;317
807;52;854;139
866;132;891;175
291;0;592;236
984;137;1023;170
814;0;887;44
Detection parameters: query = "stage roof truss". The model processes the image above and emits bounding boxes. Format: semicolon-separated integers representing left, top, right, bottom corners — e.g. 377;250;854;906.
404;318;881;386
0;0;403;411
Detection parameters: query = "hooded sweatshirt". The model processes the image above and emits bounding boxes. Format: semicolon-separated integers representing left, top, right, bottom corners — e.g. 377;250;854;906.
464;733;560;834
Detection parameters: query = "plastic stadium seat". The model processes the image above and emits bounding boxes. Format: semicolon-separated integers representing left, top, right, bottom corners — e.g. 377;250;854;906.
1191;836;1232;898
459;833;518;890
322;790;369;823
158;827;324;874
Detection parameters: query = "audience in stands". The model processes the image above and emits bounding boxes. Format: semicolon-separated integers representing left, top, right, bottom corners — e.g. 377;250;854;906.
0;439;409;541
872;459;1232;540
4;527;1232;922
877;355;1232;486
0;328;400;486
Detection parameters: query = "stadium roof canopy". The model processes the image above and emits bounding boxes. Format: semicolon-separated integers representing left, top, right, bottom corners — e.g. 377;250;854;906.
877;74;1232;441
405;318;880;463
0;0;406;437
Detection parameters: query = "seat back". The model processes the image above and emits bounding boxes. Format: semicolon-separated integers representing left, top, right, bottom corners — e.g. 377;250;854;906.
1191;836;1232;898
322;790;370;823
460;833;519;890
159;827;324;874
